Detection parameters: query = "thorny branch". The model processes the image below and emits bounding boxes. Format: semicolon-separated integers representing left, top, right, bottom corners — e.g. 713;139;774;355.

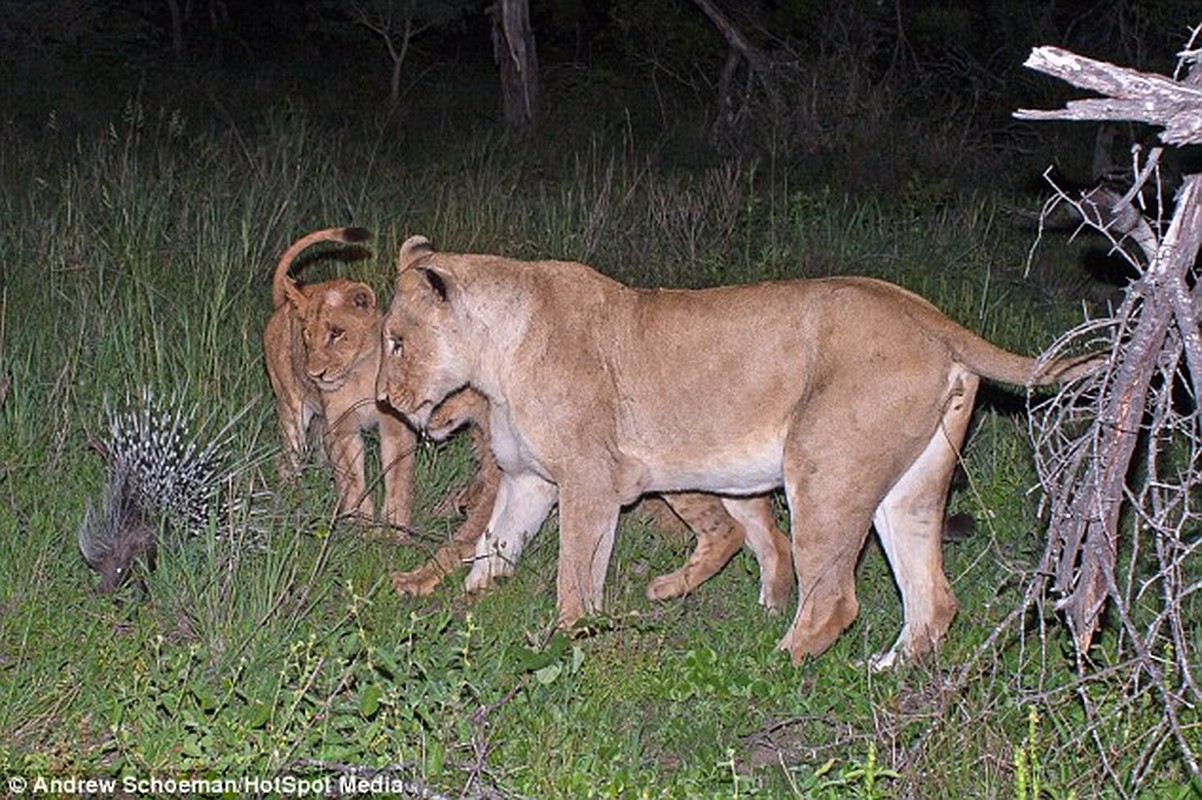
902;30;1202;792
1019;30;1202;787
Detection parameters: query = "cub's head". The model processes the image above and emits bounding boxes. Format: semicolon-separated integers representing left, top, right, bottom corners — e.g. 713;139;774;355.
378;236;474;429
289;280;380;392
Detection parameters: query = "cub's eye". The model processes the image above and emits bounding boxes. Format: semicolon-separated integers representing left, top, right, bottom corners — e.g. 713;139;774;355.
328;327;344;344
388;336;404;356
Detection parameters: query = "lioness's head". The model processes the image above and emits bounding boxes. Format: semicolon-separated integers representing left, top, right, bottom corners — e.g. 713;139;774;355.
377;236;474;429
288;280;380;392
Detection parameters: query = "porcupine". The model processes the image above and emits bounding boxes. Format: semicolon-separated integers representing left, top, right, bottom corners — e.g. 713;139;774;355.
78;388;248;593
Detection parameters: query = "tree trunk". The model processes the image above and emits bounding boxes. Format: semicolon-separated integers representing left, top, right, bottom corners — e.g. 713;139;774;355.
490;0;538;131
165;0;186;64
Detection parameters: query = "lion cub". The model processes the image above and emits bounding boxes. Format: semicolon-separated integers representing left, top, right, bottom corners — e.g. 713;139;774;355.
264;227;416;532
391;386;794;612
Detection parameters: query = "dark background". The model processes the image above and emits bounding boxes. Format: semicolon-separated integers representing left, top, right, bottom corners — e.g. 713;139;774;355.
2;1;1198;194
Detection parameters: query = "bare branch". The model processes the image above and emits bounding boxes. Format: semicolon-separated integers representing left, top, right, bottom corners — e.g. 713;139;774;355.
1015;46;1202;145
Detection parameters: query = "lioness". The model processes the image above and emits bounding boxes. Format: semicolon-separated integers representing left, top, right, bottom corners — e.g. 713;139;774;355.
264;227;416;531
378;236;1093;667
392;386;794;609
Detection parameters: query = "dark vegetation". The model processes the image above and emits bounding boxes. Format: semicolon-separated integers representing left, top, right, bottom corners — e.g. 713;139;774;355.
1;1;1199;796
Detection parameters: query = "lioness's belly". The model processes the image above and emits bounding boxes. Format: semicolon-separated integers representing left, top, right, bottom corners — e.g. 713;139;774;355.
634;440;784;496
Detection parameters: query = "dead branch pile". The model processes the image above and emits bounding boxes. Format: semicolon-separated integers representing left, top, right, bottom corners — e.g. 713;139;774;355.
1014;31;1202;785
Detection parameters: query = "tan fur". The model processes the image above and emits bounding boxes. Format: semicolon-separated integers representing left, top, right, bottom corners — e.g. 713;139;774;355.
378;236;1096;667
390;388;496;595
264;227;416;532
390;386;794;609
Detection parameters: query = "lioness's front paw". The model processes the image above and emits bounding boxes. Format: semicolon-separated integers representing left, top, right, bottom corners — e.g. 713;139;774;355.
866;648;901;673
464;560;507;594
759;575;792;614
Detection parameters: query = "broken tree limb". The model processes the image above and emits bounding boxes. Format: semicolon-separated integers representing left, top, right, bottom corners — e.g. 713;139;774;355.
1014;46;1202;145
688;0;783;146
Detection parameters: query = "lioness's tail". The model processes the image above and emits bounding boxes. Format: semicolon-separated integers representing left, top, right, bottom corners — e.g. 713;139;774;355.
944;325;1104;386
853;276;1106;386
271;227;371;308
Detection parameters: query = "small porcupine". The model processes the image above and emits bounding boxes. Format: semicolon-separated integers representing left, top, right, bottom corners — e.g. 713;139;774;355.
78;388;248;593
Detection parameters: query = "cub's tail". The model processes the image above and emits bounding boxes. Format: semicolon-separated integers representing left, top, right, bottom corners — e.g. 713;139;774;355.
271;226;371;308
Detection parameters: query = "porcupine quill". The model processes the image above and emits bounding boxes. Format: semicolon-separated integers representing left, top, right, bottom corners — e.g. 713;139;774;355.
78;388;253;593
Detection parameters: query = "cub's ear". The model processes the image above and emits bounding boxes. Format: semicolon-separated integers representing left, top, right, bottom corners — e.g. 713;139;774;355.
397;235;434;273
347;283;377;310
284;280;306;310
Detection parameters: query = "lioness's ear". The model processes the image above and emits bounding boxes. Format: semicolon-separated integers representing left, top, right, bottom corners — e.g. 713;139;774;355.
420;267;451;303
398;235;433;274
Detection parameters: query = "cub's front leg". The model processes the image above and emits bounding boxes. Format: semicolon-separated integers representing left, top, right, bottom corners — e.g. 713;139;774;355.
464;470;558;593
647;494;792;613
377;405;417;535
322;410;373;520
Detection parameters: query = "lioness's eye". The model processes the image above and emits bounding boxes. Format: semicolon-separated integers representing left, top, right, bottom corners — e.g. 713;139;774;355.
388;336;403;356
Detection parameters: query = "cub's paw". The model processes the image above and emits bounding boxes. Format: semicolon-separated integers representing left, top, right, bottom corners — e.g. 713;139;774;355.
645;571;690;602
391;567;443;597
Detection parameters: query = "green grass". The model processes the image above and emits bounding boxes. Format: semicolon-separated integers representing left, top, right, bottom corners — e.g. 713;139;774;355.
0;98;1196;799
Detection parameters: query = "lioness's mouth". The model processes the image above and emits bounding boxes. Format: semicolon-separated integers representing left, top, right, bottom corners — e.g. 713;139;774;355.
380;391;433;430
407;400;434;430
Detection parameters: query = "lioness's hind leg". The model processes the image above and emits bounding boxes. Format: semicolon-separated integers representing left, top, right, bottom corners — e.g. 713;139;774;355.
779;486;874;664
777;414;896;663
646;493;745;602
870;375;976;670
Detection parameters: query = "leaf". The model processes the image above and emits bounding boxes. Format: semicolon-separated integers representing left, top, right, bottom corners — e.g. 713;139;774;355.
358;683;382;718
181;735;204;758
534;662;563;685
508;644;553;673
244;700;271;729
191;686;218;712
